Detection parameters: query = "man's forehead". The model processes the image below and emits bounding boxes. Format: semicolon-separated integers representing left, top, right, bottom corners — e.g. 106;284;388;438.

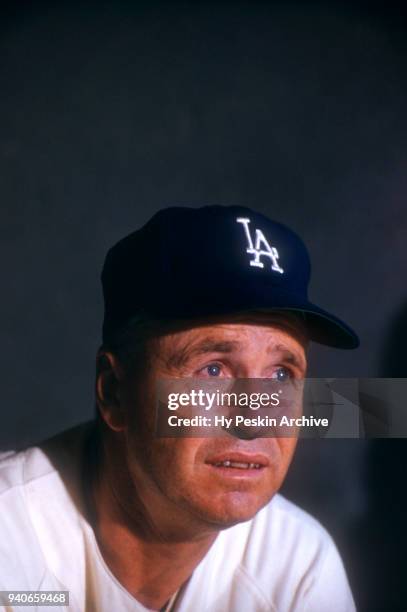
154;312;308;358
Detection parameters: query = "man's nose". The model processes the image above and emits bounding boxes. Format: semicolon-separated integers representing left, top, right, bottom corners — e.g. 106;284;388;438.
223;378;268;440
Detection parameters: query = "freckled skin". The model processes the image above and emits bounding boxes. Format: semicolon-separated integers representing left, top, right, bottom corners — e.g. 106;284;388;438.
116;317;307;531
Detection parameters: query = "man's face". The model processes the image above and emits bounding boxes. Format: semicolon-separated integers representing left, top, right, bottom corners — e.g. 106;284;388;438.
118;315;307;532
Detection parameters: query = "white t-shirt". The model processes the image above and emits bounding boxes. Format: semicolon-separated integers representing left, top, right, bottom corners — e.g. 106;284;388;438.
0;423;356;612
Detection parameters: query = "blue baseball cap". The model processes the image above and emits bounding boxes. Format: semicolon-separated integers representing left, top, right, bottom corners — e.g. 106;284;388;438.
101;205;359;349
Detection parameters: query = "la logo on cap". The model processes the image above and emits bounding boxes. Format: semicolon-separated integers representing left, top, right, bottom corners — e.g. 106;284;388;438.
236;217;284;274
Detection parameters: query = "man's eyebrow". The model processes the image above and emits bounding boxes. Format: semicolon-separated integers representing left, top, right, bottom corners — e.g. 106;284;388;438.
270;344;306;370
165;339;240;370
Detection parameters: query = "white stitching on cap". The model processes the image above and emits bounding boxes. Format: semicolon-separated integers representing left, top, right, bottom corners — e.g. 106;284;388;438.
236;217;284;274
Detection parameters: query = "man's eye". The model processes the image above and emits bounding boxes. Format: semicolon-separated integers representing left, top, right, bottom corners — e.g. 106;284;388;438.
272;367;292;382
205;364;221;377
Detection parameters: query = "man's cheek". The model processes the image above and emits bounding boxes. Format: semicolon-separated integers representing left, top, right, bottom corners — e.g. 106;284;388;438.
125;389;154;434
155;441;200;482
275;438;297;480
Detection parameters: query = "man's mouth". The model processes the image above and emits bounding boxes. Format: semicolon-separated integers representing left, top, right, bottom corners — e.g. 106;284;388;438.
205;453;269;474
212;460;262;469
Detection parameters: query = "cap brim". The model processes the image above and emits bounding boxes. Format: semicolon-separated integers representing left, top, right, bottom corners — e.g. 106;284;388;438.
229;301;359;349
272;301;360;349
238;294;360;349
157;287;359;350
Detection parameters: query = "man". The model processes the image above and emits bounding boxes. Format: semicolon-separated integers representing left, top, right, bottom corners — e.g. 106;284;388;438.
0;206;358;611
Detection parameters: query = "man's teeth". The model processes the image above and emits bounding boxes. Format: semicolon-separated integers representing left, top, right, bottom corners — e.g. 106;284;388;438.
213;460;261;469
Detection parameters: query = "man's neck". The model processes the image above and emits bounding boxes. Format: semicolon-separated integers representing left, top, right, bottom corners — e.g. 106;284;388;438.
84;432;218;610
94;505;217;610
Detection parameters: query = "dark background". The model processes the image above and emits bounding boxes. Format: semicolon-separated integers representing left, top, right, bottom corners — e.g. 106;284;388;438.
1;1;406;610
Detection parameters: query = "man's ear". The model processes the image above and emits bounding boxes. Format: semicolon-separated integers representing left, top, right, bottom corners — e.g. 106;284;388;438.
95;349;126;432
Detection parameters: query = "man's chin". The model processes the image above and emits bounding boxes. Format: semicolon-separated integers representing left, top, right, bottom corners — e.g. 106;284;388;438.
195;492;271;529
